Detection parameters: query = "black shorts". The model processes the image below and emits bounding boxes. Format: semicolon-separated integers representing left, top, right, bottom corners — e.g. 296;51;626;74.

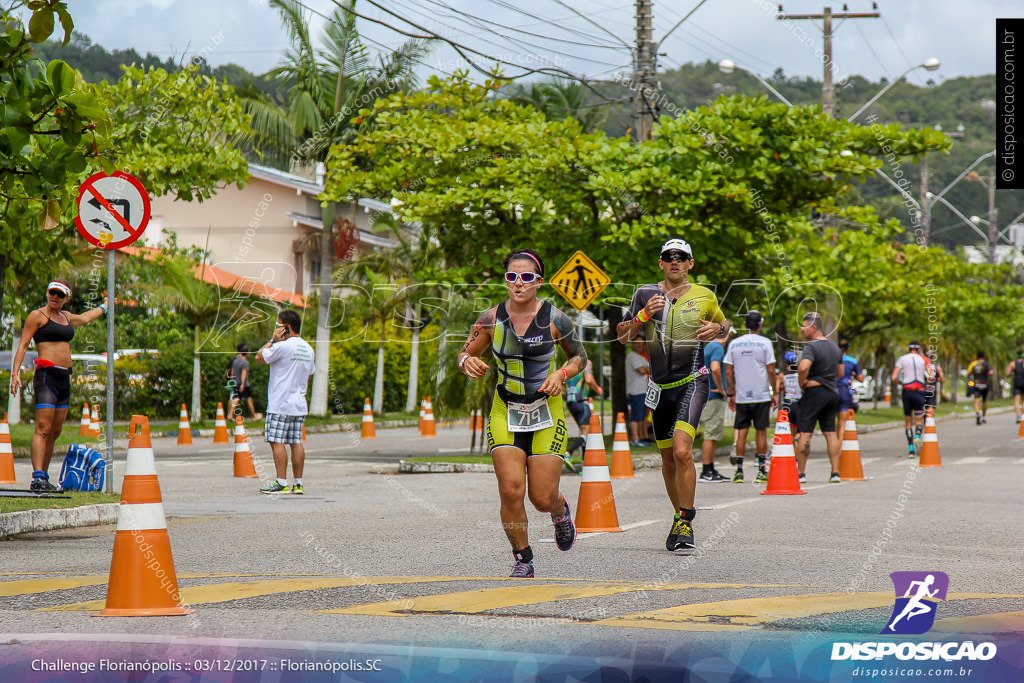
567;400;590;429
651;377;709;447
967;386;989;401
781;400;800;428
1014;383;1024;398
232;385;253;400
924;384;939;408
33;366;72;410
902;389;925;416
796;386;839;434
734;401;770;430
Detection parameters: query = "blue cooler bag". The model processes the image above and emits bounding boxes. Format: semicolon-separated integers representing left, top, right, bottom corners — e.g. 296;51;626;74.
59;444;106;491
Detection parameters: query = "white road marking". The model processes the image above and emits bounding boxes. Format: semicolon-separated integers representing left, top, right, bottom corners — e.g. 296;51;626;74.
951;457;991;465
536;519;660;542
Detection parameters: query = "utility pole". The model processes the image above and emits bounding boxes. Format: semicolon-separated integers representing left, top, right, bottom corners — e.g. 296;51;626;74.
987;176;998;264
777;5;880;117
920;155;930;245
633;0;655;141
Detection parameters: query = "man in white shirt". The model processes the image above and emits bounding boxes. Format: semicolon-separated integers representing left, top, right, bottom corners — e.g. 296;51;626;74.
724;310;777;483
890;341;931;457
256;309;315;494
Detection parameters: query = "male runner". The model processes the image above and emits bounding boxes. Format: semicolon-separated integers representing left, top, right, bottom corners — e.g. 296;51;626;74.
966;351;994;425
891;341;929;456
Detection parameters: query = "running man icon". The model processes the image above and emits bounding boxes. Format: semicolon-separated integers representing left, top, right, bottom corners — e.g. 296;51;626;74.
882;571;949;634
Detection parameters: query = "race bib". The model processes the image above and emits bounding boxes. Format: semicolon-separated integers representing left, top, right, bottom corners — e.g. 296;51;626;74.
644;378;662;409
783;373;801;400
507;396;554;433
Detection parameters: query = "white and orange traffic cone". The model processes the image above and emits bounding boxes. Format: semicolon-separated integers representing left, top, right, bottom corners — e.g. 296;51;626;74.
233;416;257;478
176;404;192;446
919;407;942;467
470;409;482;433
838;409;866;481
761;409;806;495
95;415;192;617
609;412;634;479
361;398;376;439
421;396;436;437
90;404;101;438
574;413;622;532
212;402;230;444
0;413;17;485
1017;414;1024;439
302;423;306;442
418;398;426;434
79;403;91;436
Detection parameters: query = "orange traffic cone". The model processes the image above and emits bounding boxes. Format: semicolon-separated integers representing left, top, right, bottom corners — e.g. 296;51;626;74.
302;423;306;442
233;416;257;478
838;409;865;481
79;403;91;436
361;398;376;438
574;413;622;532
470;409;482;433
1017;415;1024;439
609;412;634;479
418;398;426;434
919;407;942;467
761;409;806;495
0;413;18;485
90;404;100;438
421;397;437;437
212;403;230;444
96;415;192;617
176;404;192;445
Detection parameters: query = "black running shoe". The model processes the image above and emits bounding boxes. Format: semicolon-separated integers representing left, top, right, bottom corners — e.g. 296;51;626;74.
672;519;695;550
666;516;681;551
30;478;59;493
553;498;576;551
699;469;728;483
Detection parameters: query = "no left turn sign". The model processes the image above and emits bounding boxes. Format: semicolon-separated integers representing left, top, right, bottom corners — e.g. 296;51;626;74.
74;171;151;250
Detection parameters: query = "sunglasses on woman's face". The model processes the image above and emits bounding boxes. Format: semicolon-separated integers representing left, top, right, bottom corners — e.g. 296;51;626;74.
48;289;67;299
504;271;540;284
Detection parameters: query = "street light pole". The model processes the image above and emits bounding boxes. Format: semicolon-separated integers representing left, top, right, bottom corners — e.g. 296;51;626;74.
717;60;793;105
847;58;941;123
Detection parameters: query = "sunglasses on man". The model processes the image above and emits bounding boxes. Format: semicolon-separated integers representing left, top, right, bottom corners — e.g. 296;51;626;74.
660;251;691;263
504;272;540;284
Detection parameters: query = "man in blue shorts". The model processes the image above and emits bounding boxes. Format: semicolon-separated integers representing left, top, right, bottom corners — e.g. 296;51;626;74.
891;341;929;457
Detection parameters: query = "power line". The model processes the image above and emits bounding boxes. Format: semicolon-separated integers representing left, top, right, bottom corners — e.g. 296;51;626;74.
658;0;709;46
547;0;632;49
853;20;891;79
477;0;628;47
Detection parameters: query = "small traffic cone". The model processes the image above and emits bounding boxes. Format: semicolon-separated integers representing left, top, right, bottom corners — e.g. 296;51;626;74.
574;413;622;532
233;416;257;478
302;423;306;442
609;412;634;479
96;415;192;617
361;398;376;438
1017;415;1024;439
918;407;942;467
421;397;436;437
0;413;18;485
470;409;482;433
418;398;426;434
90;404;101;437
838;409;866;481
212;403;230;444
761;410;806;495
176;404;192;445
79;403;91;436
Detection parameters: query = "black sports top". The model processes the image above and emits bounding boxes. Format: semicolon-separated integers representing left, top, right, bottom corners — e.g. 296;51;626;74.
33;312;74;345
491;300;556;397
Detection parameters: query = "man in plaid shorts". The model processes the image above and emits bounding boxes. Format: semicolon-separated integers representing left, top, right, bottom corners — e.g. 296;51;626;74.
256;309;315;494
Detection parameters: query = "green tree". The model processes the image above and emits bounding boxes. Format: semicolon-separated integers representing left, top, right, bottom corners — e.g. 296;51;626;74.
505;78;608;133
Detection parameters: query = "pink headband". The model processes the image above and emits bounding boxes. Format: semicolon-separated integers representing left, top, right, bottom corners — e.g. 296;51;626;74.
515;252;543;274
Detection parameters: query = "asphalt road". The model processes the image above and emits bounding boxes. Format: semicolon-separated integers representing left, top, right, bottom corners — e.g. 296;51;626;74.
1;411;1023;681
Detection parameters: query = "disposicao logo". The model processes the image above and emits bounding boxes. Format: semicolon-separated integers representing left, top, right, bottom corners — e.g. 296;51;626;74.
883;570;948;635
831;571;997;663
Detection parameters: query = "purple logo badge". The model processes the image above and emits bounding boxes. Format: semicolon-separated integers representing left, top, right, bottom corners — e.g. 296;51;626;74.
882;571;949;634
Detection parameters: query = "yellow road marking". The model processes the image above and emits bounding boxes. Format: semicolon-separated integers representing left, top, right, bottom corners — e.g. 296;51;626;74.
592;592;1024;632
40;576;464;612
932;610;1024;633
324;582;795;617
0;573;254;598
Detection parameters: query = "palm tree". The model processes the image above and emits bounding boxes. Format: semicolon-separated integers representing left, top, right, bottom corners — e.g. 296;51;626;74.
244;0;429;416
505;78;608;133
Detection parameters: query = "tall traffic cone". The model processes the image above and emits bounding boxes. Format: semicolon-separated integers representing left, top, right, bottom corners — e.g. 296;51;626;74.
761;410;806;495
918;407;942;467
1017;415;1024;439
361;398;376;438
212;403;230;444
574;413;622;532
421;397;436;437
176;404;193;445
838;409;866;481
96;415;192;617
233;416;257;478
90;404;100;437
609;412;634;479
79;403;91;436
0;413;17;485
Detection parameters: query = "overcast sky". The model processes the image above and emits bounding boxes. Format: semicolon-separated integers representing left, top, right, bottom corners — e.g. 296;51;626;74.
63;0;1008;87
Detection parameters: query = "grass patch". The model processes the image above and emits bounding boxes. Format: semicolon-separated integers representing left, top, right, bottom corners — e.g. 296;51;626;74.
0;490;120;514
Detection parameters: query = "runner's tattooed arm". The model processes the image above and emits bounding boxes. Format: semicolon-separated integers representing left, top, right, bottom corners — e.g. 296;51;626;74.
458;308;496;379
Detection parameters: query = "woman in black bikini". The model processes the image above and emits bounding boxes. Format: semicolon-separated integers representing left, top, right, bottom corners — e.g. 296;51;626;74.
10;279;107;491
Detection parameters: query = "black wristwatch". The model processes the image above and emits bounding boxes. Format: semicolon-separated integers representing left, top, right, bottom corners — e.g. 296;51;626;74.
718;322;725;335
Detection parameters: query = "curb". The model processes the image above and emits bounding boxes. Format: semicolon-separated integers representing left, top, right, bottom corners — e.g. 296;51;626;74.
396;454;664;474
0;503;119;539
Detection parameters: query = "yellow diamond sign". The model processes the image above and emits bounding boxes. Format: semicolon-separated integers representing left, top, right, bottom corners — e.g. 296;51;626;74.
549;251;610;311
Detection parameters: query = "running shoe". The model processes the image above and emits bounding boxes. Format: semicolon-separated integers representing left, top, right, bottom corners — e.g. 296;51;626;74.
798;473;807;484
699;469;728;483
30;478;59;493
260;481;289;494
907;444;916;458
666;516;681;550
755;468;769;483
732;469;744;483
912;435;922;455
982;417;987;424
510;562;535;578
829;472;842;483
976;414;981;425
672;520;695;550
553;498;576;551
291;483;304;495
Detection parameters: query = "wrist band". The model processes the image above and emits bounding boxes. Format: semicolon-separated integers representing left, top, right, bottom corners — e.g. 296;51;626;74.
99;303;107;314
636;309;650;324
560;367;568;382
459;354;469;369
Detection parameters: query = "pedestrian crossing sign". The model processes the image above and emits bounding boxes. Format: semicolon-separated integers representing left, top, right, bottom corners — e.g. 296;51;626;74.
549;251;610;310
